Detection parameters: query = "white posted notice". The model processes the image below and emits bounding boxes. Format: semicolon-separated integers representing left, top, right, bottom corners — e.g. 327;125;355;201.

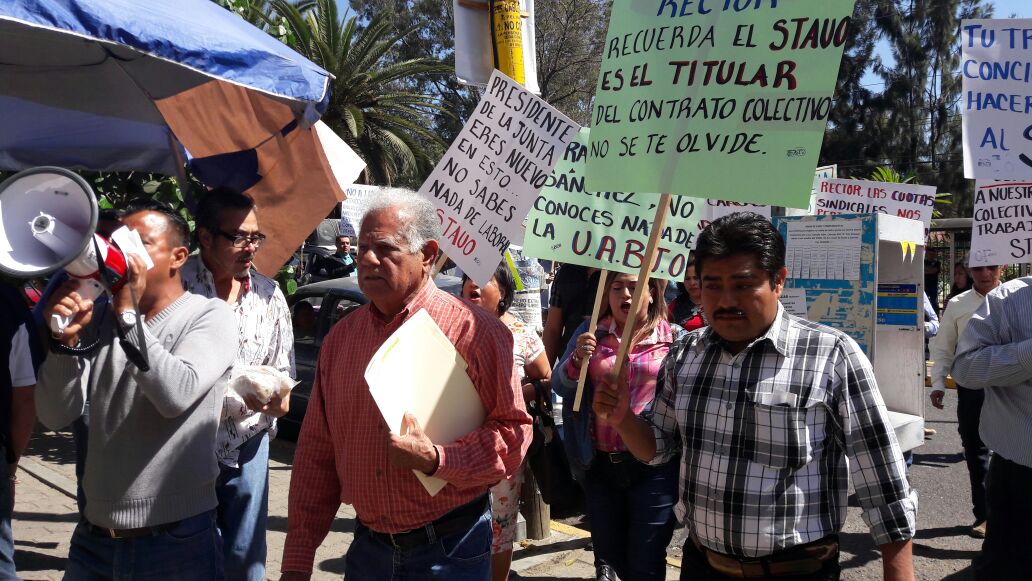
780;288;809;319
418;70;578;286
786;220;862;280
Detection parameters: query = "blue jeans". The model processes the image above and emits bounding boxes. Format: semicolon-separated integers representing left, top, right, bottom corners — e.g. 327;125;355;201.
344;506;492;580
584;455;679;580
216;432;269;581
0;451;16;580
64;510;223;580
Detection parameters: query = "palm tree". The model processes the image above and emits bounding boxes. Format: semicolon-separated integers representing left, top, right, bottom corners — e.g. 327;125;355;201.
267;0;452;186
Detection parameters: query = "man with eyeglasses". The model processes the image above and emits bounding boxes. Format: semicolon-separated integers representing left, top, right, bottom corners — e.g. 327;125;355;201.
928;263;1006;539
182;188;295;581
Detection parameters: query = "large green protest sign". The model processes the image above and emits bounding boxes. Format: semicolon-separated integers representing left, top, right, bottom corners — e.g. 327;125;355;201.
585;0;855;208
524;128;701;281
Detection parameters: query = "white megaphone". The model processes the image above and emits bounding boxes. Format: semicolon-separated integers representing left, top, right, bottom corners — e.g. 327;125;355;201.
0;167;129;334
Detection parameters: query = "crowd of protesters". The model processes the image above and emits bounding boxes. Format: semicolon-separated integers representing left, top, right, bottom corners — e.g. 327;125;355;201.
3;187;1031;581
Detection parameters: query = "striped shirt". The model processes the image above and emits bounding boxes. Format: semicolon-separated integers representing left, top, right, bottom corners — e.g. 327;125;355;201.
952;277;1032;468
282;279;532;574
181;255;295;467
643;304;917;557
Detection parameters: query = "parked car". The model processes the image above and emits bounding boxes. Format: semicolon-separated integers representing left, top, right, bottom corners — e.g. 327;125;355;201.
278;274;464;440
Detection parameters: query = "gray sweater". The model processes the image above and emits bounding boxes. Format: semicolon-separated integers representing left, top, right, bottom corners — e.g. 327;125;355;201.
36;291;236;528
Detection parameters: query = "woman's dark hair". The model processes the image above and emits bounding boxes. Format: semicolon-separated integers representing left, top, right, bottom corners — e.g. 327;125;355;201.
695;212;785;287
462;262;517;315
194;187;256;237
121;198;190;248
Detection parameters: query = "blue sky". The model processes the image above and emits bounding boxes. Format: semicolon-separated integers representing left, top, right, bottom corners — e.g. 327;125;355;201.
993;0;1029;18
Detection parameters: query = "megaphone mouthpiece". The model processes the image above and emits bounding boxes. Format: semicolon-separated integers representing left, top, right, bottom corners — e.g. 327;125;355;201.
30;211;81;258
0;167;100;278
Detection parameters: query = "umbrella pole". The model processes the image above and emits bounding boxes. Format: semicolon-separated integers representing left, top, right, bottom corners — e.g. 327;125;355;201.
168;133;199;214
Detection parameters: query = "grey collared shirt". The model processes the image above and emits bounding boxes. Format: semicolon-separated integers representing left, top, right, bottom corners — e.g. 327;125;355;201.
952;276;1032;468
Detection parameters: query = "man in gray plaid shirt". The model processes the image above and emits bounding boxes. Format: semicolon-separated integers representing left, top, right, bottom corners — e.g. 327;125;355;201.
596;213;917;581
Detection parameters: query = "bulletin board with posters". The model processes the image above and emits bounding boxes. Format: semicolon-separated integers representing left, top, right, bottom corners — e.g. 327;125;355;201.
773;213;927;452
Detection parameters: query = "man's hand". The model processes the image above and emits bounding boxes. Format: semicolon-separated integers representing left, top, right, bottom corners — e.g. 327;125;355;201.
929;390;945;409
279;572;311;581
113;253;148;315
387;413;438;474
243;392;291;418
593;359;631;427
43;281;94;346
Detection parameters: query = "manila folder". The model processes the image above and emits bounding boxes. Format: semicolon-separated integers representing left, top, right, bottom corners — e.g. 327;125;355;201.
365;308;486;496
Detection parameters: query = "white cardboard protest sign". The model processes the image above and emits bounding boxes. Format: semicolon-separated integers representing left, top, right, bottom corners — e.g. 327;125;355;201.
813;178;937;227
338;184;378;238
697;200;771;231
962;19;1032;180
969;181;1032;266
419;70;578;286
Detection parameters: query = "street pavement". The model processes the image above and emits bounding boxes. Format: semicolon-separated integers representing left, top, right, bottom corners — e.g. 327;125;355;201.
12;391;981;580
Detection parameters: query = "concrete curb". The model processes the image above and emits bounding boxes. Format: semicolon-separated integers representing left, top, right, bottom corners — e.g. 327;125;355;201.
19;456;77;500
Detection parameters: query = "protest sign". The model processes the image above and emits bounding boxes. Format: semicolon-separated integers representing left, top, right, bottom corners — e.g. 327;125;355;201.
969;181;1032;266
523;128;702;281
961;19;1032;181
419;70;578;286
339;184;378;237
813;178;937;227
584;0;855;208
698;199;771;231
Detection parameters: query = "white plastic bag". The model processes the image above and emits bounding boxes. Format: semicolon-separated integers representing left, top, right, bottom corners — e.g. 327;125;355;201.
230;365;298;404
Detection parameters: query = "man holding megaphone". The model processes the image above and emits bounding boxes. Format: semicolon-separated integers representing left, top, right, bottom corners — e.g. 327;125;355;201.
35;200;237;580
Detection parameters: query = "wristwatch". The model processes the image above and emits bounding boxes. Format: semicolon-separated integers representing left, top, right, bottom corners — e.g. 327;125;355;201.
118;310;138;328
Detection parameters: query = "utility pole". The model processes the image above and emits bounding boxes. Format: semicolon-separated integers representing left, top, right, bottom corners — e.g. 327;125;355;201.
489;0;550;541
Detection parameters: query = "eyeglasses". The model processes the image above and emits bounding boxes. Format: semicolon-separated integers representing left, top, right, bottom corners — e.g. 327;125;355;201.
216;230;267;249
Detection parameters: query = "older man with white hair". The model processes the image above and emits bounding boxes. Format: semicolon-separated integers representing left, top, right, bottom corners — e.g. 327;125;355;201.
281;189;532;580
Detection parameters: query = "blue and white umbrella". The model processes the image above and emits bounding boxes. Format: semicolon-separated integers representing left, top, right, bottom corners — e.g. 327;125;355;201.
0;0;364;273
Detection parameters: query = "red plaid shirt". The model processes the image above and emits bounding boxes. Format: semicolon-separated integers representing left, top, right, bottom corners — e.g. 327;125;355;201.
282;280;532;573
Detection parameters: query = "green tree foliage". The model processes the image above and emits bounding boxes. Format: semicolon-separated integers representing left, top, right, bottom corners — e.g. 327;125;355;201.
820;1;882;173
230;0;453;186
348;0;477;147
823;0;993;218
535;0;610;127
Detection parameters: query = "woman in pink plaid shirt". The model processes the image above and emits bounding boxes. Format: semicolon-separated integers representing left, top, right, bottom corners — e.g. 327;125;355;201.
554;271;683;581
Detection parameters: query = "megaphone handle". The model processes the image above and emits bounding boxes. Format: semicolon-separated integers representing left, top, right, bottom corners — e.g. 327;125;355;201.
116;277;150;372
49;279;106;335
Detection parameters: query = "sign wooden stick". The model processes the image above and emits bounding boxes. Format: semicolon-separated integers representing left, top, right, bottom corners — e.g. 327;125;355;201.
611;193;672;379
572;269;608;412
431;253;449;277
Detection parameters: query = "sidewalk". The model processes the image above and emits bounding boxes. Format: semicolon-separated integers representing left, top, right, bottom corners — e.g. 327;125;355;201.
13;427;675;580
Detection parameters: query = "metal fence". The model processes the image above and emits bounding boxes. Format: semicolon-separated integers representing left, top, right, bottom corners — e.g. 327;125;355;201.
927;217;1031;311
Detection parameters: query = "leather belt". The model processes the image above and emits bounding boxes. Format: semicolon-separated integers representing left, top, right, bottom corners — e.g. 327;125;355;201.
86;520;181;539
692;535;839;579
601;451;634;464
365;494;489;551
